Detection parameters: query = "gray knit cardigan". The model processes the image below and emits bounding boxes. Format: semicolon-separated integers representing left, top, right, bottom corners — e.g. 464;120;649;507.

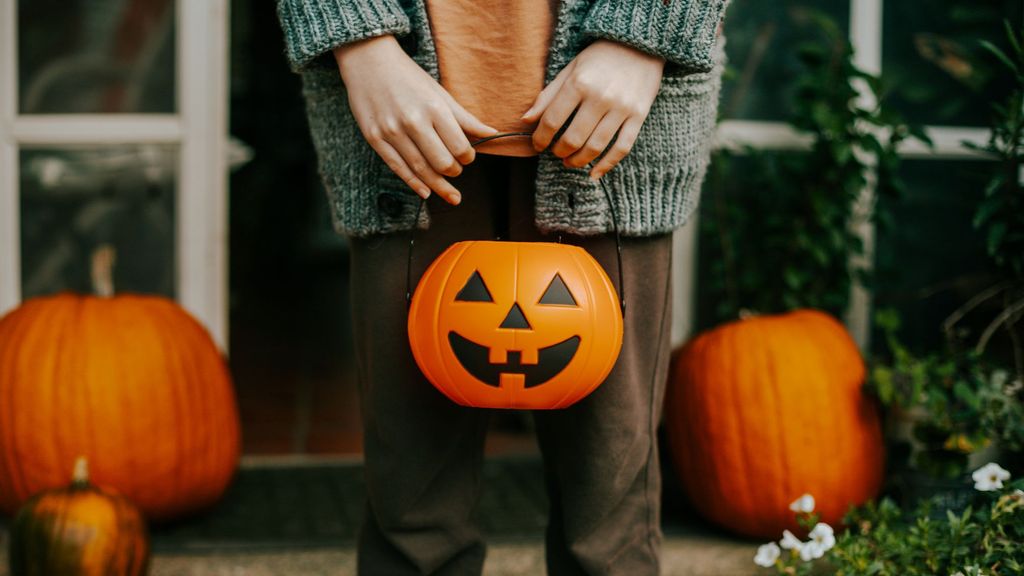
277;0;726;237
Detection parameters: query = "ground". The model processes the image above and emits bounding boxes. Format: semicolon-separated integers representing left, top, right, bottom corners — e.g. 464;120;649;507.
0;458;760;575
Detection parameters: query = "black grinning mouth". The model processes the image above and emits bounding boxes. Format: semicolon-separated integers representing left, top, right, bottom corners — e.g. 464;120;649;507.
447;331;580;389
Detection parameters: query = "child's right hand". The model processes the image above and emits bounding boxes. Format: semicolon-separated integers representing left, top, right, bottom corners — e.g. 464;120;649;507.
333;35;498;205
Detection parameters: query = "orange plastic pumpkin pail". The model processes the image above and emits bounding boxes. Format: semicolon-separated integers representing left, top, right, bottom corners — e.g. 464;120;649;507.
405;132;624;409
408;239;623;409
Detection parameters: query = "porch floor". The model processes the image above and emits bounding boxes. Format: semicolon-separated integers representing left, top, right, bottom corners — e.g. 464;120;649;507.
0;457;759;575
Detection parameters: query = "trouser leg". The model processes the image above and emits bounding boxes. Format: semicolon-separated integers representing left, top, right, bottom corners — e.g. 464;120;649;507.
349;157;505;576
505;156;674;576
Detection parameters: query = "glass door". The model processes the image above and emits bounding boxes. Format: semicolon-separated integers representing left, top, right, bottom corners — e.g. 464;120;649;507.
0;0;230;349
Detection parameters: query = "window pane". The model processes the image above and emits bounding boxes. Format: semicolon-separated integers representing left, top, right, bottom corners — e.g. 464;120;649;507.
721;0;850;121
17;0;176;114
20;145;178;299
693;151;857;329
883;0;1022;127
872;159;996;354
693;153;761;332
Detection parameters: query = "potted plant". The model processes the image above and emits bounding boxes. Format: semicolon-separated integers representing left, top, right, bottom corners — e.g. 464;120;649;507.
863;19;1024;510
867;309;1021;509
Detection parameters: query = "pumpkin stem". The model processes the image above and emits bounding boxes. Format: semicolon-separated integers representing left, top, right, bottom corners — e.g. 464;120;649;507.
90;244;116;298
71;457;91;487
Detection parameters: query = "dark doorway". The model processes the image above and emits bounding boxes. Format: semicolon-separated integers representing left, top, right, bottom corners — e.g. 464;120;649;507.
228;1;359;456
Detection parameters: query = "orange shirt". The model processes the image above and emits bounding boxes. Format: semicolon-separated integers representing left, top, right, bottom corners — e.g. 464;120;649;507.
425;0;559;157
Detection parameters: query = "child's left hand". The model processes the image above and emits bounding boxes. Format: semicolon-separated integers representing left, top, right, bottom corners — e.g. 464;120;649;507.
522;39;665;180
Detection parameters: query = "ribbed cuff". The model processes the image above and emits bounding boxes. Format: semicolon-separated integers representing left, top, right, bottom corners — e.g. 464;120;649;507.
581;0;727;73
277;0;411;71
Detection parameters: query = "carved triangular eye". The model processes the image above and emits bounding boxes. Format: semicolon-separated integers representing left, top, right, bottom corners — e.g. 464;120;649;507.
455;271;493;302
539;274;577;306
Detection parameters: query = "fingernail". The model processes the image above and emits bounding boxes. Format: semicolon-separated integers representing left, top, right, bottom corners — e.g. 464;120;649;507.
417;187;431;199
521;107;535;120
589;170;604;181
449;192;462;205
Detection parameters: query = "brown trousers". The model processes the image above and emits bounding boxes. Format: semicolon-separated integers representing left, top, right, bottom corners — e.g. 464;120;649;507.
349;155;673;575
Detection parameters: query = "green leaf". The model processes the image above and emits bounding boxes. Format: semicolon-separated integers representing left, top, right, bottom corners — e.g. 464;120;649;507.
1004;19;1022;61
953;380;979;409
973;198;1003;228
783;267;805;290
908;125;934;147
988;221;1009;255
981;40;1019;74
984;175;1007;198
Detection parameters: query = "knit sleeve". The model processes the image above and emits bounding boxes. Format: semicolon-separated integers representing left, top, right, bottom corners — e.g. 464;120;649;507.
276;0;411;71
580;0;727;73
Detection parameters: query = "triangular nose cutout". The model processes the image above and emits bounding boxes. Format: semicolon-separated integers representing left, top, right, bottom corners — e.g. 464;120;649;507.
500;303;531;329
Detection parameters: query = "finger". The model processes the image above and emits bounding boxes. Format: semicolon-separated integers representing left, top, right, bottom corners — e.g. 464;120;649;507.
564;109;627;168
531;82;582;152
372;139;431;199
389;132;463;204
407;120;463;178
442;91;498;138
550;98;613;159
590;116;644;180
521;64;571;122
433;110;476;166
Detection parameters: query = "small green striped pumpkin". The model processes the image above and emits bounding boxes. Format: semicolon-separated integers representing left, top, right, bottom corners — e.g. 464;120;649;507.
10;458;150;576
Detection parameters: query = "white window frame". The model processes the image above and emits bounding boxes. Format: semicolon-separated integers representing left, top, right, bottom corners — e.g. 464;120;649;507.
673;0;993;350
0;0;230;351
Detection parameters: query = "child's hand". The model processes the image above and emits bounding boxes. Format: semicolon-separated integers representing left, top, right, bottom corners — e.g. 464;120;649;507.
522;40;665;180
334;35;498;205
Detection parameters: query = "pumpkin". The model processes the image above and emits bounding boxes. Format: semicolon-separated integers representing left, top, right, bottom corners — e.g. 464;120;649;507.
664;309;884;538
9;458;150;576
408;240;622;409
0;246;240;521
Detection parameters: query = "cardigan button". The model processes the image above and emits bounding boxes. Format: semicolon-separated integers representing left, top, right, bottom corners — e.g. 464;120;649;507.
377;193;405;219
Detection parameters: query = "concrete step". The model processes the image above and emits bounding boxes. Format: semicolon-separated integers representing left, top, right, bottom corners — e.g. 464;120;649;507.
0;522;760;576
143;534;757;576
0;456;763;575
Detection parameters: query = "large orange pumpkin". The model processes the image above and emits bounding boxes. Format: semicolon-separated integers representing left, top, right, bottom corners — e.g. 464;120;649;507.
0;292;240;521
408;241;622;409
665;309;884;538
9;458;149;576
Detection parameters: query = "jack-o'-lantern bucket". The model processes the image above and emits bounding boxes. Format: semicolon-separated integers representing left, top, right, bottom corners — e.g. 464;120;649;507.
407;133;624;410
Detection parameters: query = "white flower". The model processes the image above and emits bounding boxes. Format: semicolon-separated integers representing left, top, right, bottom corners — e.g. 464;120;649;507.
790;523;835;562
789;493;815;513
990;369;1009;389
799;541;824;561
779;529;803;550
754;542;781;567
952;572;965;576
808;522;836;553
972;462;1011;491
